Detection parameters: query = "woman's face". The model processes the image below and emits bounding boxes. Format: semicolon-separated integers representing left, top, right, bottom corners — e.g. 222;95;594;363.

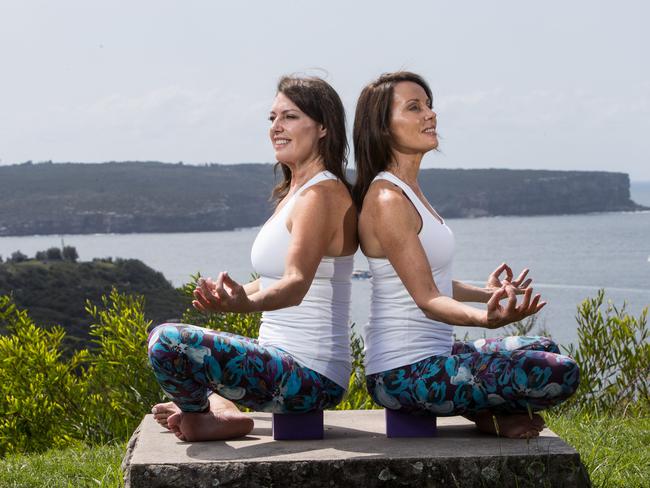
269;92;326;166
389;81;437;155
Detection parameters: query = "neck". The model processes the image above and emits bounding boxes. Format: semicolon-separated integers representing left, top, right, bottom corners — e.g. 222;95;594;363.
386;151;424;186
288;155;326;189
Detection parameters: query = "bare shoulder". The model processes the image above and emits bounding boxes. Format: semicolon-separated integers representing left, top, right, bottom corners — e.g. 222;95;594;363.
363;180;413;219
297;178;353;209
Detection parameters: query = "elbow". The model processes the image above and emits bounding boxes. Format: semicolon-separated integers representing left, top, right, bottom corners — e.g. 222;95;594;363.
415;295;451;324
415;299;438;321
285;276;310;307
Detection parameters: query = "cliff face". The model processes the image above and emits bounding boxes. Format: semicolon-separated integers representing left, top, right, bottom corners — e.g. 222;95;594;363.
0;162;644;236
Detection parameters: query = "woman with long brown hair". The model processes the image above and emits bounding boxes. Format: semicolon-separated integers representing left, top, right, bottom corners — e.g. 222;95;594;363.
354;71;579;438
148;75;357;442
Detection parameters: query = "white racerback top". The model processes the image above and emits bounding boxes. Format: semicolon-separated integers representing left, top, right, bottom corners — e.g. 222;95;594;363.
364;171;456;375
250;170;353;389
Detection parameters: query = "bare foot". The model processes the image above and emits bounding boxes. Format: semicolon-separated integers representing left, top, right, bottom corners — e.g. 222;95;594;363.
167;409;254;442
151;394;244;430
473;412;546;439
151;402;179;429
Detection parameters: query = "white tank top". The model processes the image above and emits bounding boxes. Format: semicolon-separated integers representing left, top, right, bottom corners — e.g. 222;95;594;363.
364;171;455;375
250;170;353;389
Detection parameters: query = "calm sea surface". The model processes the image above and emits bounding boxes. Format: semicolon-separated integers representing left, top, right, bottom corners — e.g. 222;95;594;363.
1;212;648;348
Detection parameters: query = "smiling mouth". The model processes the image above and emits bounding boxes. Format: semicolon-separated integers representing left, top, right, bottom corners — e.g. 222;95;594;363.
274;139;290;146
423;128;437;135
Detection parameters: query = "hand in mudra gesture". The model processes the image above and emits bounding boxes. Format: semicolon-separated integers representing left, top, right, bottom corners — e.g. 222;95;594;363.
485;282;546;329
192;272;252;314
487;263;533;295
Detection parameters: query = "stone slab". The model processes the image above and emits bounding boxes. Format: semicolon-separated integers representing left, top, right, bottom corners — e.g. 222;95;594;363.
123;410;590;488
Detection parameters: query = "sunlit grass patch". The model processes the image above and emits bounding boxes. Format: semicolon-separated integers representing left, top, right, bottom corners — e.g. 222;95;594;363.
0;442;124;488
546;409;650;488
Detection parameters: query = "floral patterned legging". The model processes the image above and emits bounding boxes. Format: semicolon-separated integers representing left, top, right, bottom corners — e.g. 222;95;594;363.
147;323;344;413
366;336;579;416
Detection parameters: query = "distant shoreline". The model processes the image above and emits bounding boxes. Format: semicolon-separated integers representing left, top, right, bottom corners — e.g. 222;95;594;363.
1;161;645;237
2;209;649;239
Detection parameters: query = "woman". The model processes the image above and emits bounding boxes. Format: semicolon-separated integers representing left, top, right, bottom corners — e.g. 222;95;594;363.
354;72;579;438
148;75;357;442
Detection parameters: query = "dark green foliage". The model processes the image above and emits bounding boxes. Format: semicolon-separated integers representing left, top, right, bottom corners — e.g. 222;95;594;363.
0;256;186;349
8;251;27;263
561;290;649;416
45;247;62;260
62;246;79;262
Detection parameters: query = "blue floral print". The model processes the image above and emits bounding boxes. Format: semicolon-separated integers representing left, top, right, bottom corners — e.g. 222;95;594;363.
367;336;579;415
148;323;344;413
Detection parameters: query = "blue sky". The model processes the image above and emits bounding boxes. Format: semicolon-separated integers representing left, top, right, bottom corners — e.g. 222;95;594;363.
1;0;648;180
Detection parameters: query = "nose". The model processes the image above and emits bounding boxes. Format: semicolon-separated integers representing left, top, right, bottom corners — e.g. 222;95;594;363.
270;116;283;133
425;107;436;121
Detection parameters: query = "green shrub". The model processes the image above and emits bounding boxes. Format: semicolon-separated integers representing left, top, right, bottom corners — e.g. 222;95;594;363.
562;290;649;416
336;328;377;411
0;296;88;456
0;290;163;455
80;290;165;444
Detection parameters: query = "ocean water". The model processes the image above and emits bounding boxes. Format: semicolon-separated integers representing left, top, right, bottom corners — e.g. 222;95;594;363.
1;212;648;348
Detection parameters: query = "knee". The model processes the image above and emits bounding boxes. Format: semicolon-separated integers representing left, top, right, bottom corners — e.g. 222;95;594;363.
540;337;561;354
561;356;580;396
147;323;182;364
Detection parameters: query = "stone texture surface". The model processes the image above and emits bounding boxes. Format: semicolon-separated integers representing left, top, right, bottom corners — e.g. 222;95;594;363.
122;410;590;488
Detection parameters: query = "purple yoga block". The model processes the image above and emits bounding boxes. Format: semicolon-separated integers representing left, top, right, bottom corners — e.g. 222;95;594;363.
385;408;437;438
272;410;324;440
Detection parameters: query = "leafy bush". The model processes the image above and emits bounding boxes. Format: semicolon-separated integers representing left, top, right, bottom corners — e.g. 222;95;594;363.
335;328;377;411
80;290;165;444
0;296;88;456
562;290;649;416
0;291;164;455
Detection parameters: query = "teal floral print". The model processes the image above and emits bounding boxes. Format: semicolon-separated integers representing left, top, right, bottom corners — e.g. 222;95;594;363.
367;336;579;415
148;324;344;413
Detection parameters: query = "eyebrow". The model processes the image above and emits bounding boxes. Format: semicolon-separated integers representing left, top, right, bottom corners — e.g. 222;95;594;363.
406;98;431;104
269;109;299;115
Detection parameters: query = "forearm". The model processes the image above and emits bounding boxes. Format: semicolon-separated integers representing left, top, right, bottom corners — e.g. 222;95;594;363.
245;275;309;313
420;295;487;327
452;280;493;303
243;278;261;296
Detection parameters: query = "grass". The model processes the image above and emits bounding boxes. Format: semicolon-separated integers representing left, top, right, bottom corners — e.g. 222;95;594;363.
0;411;648;487
545;409;650;488
0;442;124;488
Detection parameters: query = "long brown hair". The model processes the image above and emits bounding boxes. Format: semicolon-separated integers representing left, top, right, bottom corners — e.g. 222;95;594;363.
271;76;350;203
352;71;433;208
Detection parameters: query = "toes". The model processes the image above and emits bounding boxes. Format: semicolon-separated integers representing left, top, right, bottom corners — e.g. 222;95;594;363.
167;412;182;430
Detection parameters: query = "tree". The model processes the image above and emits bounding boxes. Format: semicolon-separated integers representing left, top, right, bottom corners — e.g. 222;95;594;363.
45;247;62;260
9;251;27;263
62;246;79;262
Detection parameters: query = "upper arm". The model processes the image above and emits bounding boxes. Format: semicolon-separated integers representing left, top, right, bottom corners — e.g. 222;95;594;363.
369;188;443;308
283;185;335;290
